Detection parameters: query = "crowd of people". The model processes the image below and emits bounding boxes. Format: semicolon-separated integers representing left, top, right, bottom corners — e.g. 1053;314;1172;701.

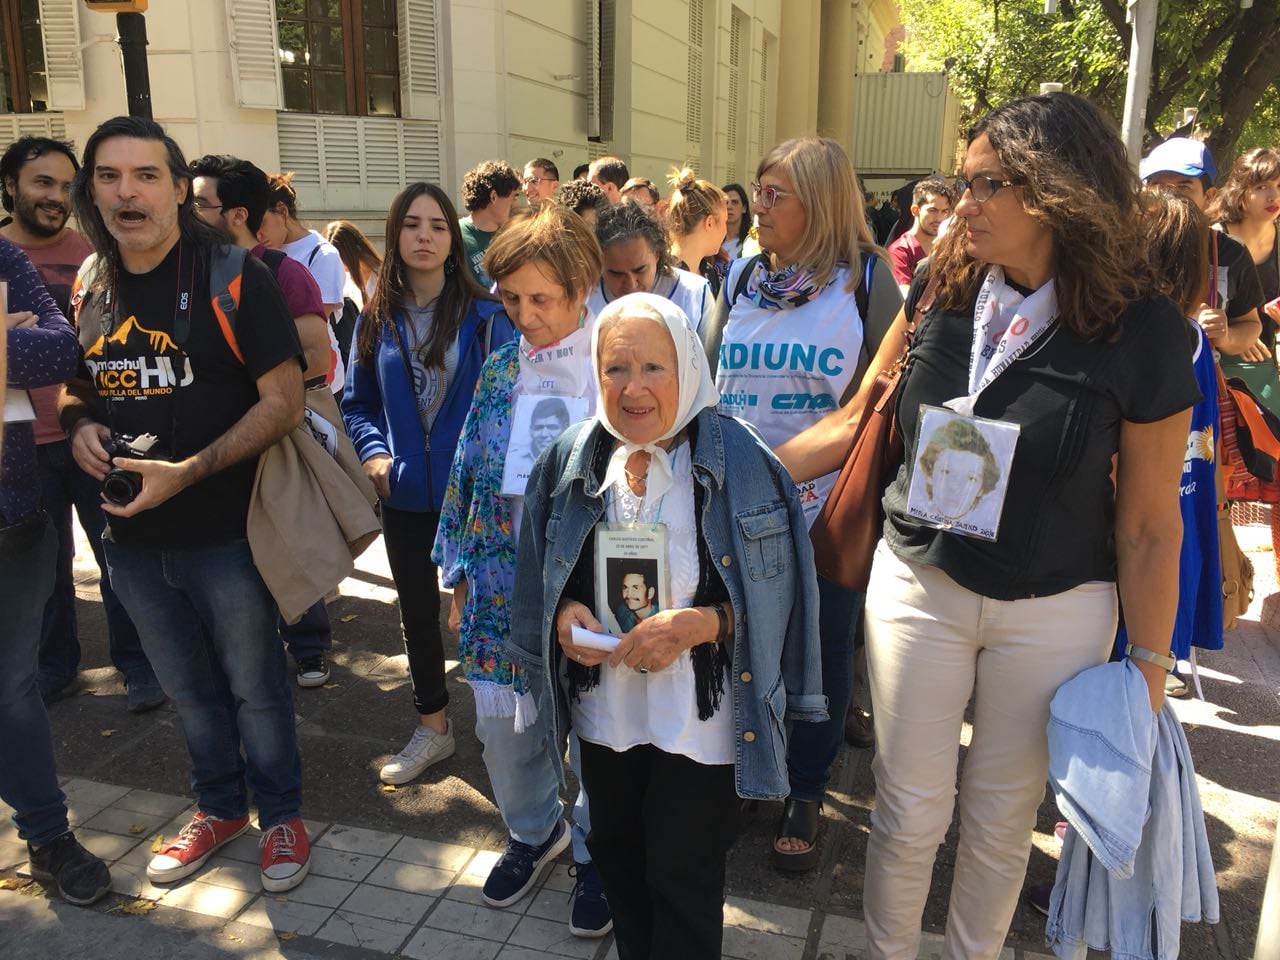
1;92;1277;960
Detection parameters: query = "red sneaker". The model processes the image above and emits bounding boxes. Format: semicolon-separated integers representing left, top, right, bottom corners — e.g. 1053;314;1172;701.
147;811;251;883
259;817;310;892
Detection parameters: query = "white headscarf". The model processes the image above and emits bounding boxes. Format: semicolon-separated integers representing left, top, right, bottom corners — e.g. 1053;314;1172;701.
589;292;720;503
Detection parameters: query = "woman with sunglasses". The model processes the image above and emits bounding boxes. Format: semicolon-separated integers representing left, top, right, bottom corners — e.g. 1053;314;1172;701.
713;136;889;872
845;93;1197;959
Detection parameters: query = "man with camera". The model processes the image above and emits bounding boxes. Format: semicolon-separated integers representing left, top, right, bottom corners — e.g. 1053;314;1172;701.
58;116;312;893
1;231;112;905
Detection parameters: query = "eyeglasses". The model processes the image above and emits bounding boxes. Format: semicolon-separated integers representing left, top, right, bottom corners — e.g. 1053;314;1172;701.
192;199;224;211
523;177;556;187
951;175;1023;203
751;182;795;211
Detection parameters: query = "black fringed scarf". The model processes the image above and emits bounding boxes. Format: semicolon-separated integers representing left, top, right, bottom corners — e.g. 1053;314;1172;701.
564;423;732;720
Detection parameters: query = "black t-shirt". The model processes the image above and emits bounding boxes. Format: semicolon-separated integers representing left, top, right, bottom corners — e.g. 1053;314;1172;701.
81;242;301;547
1215;230;1264;321
882;277;1201;600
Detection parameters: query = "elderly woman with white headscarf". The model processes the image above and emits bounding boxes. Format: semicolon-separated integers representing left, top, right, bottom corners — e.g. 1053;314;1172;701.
508;292;826;960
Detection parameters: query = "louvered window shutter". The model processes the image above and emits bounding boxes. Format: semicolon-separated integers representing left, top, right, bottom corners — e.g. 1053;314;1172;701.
398;0;439;120
38;0;84;111
685;0;702;147
226;0;282;110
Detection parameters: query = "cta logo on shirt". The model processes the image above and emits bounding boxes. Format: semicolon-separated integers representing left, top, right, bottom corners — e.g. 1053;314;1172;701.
84;314;194;398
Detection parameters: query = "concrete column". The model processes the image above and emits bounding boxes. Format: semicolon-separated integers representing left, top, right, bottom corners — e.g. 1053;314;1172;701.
817;0;854;150
775;0;820;141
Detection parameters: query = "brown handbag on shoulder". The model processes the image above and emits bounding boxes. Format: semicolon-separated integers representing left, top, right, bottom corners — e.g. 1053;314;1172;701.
809;276;939;592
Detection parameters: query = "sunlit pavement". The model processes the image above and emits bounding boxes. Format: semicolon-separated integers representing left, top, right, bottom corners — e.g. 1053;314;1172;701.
1;521;1275;959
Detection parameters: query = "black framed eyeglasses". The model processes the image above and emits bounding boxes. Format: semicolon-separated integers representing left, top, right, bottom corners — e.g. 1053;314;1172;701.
523;176;555;187
951;175;1022;203
192;199;224;211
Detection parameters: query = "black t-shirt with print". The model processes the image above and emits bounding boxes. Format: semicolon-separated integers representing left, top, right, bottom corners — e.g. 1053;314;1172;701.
882;277;1201;600
81;241;301;547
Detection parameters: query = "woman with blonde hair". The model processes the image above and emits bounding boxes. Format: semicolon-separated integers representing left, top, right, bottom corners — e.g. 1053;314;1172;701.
712;136;900;871
667;169;727;296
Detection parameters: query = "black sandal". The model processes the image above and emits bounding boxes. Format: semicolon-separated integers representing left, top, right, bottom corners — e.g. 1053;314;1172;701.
771;798;821;872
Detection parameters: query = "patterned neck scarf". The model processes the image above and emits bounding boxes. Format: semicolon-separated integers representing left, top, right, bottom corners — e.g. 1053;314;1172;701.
743;256;843;310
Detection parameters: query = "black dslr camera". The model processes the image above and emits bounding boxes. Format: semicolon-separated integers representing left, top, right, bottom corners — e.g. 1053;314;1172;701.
102;433;163;507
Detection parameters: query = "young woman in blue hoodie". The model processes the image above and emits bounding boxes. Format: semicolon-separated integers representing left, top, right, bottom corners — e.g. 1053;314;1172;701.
343;182;515;785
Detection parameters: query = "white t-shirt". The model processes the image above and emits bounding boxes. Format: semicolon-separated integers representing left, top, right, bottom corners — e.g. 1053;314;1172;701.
715;262;863;527
586;268;714;338
572;444;734;765
282;230;347;392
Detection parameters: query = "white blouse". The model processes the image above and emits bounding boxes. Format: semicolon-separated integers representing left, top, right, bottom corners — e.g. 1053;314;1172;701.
571;443;735;765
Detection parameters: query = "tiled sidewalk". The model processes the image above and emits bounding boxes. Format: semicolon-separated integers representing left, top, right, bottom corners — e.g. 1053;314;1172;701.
0;777;1055;960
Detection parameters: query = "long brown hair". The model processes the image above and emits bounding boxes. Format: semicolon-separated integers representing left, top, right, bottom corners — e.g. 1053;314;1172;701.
356;182;494;368
1141;189;1209;316
325;219;383;290
1210;147;1280;225
930;93;1151;341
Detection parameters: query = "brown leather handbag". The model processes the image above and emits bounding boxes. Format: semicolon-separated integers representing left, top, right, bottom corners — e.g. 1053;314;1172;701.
809;276;938;592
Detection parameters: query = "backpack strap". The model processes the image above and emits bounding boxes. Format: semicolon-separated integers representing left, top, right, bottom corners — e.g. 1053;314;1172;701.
206;244;248;364
259;246;289;279
702;252;763;374
306;242;321;267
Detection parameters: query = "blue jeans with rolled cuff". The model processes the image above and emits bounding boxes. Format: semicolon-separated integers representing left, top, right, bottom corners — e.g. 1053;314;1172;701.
104;538;303;828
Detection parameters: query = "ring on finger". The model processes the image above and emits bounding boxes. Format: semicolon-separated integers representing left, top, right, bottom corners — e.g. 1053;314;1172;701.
638;665;649;674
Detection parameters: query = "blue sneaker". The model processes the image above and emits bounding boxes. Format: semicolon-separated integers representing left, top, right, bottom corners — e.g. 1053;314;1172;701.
482;819;569;908
568;860;612;938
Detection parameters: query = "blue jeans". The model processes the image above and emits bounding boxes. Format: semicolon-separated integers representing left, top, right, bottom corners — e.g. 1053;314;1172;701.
35;439;154;688
279;599;331;661
104;538;303;827
475;711;590;863
786;576;862;803
0;517;71;844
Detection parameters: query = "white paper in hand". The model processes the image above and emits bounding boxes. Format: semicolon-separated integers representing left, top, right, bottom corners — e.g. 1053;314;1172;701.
571;625;621;652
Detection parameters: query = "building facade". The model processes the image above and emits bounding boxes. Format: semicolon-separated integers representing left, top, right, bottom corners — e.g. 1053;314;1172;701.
0;1;826;225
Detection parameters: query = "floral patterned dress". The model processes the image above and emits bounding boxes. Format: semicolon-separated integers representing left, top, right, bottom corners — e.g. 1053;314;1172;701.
432;342;531;722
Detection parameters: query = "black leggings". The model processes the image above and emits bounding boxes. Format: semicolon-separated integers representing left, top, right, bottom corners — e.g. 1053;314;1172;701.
579;739;740;960
379;505;447;715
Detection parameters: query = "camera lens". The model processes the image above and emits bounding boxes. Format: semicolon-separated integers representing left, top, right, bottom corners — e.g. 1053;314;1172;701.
102;468;142;507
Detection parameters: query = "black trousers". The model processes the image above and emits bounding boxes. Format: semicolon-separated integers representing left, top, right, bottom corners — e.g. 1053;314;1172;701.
379;505;447;715
579;739;740;960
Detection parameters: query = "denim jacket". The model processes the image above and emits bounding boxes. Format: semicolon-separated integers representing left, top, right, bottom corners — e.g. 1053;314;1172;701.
506;408;827;800
1046;660;1219;960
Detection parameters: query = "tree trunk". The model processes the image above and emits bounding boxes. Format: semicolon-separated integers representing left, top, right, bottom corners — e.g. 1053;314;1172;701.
1206;3;1280;173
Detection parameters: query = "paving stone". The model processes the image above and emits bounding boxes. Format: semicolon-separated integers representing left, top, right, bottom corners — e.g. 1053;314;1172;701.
76;827;142;862
213;833;263;865
388;834;476;872
916;932;947;959
0;838;28;871
424;896;520;941
724;896;810;936
316;823;401;857
340;883;434;924
364;858;455;897
496;948;568;960
507;914;600;958
161;878;256;919
722;924;806;960
60;778;131;808
524;884;570;922
402;926;504;960
316;910;415;953
81;806;170;840
308;847;381;882
539;863;577;894
816;914;868;960
107;854;168;901
199;860;262;892
274;874;357;908
112;789;192;819
301;819;330;843
236;896;334;937
66;802;108;828
442;868;504;908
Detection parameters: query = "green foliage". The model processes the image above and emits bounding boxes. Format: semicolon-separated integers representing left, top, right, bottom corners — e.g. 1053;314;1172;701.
899;0;1279;159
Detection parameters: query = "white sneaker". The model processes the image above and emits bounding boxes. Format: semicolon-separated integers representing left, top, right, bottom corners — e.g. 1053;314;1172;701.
379;721;455;784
